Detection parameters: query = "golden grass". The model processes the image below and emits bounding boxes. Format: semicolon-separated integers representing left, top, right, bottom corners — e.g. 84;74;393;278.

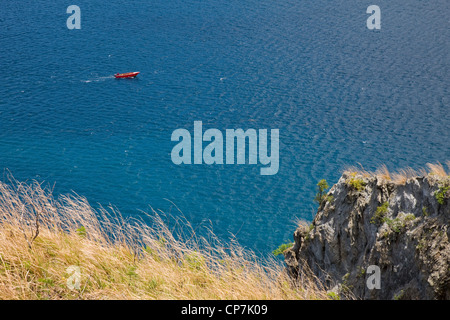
426;162;448;178
374;165;391;181
0;178;328;300
344;162;449;185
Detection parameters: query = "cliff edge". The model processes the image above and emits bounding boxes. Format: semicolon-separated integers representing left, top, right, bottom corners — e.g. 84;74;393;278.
284;168;450;300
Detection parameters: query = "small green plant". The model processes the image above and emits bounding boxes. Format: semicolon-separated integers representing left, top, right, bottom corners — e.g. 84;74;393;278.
126;265;138;278
383;218;400;233
356;266;366;278
147;278;159;290
346;173;366;192
272;242;293;256
435;185;449;205
340;273;353;294
349;178;365;191
143;245;153;255
416;238;426;251
404;213;416;223
384;214;415;233
314;179;330;204
158;236;167;247
370;202;389;224
38;277;54;286
342;272;350;282
143;245;162;262
184;251;206;270
422;206;429;217
327;291;340;300
76;226;86;237
303;225;314;241
394;290;405;300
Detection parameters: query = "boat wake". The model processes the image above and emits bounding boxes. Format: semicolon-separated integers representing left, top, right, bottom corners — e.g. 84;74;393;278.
81;75;115;83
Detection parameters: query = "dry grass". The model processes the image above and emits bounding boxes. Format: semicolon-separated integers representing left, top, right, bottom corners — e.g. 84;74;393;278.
426;162;449;178
0;178;328;300
343;163;373;179
374;165;391;181
344;162;449;185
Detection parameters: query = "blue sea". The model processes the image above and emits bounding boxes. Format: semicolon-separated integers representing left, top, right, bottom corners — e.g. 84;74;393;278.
0;0;449;254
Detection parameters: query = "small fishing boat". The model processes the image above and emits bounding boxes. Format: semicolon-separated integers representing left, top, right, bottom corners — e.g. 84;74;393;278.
114;72;140;79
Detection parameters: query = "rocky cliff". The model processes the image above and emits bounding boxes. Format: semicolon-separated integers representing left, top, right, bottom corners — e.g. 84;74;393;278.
284;169;450;300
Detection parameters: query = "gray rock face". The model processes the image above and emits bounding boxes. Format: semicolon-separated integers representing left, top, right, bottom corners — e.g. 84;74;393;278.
284;172;450;300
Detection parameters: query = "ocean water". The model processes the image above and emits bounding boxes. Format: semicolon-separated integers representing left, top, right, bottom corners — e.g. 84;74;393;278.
0;0;448;254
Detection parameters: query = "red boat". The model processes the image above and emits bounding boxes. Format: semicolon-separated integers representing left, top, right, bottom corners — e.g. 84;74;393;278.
114;71;140;79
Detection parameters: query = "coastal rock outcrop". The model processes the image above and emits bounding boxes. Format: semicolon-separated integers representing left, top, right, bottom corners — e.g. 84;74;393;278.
284;171;450;299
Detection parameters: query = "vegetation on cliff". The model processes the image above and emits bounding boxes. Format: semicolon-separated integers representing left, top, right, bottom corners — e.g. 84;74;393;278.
285;162;450;300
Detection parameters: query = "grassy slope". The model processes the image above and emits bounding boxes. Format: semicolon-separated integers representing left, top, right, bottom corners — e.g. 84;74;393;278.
0;179;326;300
